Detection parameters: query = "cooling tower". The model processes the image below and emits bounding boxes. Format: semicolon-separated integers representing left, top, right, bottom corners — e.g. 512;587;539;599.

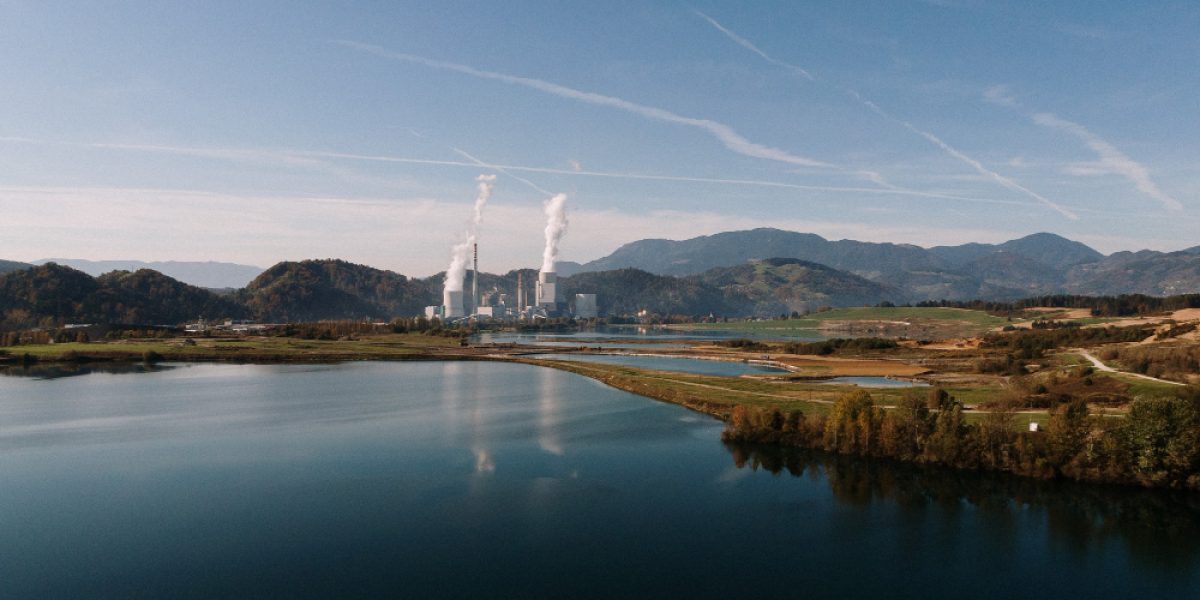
536;271;557;307
443;289;465;319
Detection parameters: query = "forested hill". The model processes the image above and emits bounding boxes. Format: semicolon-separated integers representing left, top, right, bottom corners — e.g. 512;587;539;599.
5;251;1200;329
0;260;31;275
240;259;435;323
0;263;246;329
33;258;263;289
690;258;901;316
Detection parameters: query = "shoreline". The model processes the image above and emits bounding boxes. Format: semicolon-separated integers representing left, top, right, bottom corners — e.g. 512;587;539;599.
4;338;1196;492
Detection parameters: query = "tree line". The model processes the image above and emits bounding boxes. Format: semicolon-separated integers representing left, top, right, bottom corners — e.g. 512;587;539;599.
722;386;1200;490
917;293;1200;317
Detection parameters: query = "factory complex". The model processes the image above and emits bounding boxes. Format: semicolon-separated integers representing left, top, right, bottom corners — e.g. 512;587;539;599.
424;182;596;322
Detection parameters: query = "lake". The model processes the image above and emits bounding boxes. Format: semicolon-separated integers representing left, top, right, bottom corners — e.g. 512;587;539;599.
1;361;1198;598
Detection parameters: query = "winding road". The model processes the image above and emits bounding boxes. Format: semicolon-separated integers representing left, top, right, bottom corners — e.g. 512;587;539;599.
1076;350;1184;387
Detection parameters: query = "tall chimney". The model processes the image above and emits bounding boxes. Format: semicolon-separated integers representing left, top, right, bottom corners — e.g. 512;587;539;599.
517;271;524;311
472;243;478;314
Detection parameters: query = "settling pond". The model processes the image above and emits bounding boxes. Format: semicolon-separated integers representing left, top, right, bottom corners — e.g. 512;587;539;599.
1;361;1197;598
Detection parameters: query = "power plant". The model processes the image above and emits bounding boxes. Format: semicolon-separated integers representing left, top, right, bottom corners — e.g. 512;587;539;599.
425;178;598;322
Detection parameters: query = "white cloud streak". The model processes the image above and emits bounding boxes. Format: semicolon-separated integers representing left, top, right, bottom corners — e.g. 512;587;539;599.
308;149;1032;208
693;13;1077;220
0;135;1038;209
982;84;1019;108
1032;112;1182;211
332;40;835;170
451;147;552;195
901;123;1079;220
692;10;814;80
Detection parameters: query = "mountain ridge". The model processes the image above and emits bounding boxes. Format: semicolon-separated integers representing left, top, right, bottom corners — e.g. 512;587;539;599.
33;258;264;289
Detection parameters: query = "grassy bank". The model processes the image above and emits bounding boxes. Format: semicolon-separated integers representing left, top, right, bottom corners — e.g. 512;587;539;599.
671;306;1011;338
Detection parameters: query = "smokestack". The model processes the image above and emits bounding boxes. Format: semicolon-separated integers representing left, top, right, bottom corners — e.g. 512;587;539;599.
472;242;478;314
442;174;496;313
517;272;524;311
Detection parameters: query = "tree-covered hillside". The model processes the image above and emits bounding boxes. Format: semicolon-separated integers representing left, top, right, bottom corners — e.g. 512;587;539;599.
0;263;244;329
240;259;435;322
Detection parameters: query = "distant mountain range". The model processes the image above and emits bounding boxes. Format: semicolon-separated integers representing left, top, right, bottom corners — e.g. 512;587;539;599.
32;259;264;289
3;229;1200;327
0;260;31;275
573;228;1200;300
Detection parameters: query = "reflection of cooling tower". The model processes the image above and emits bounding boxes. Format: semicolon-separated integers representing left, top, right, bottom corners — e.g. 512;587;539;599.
536;272;557;307
443;289;465;319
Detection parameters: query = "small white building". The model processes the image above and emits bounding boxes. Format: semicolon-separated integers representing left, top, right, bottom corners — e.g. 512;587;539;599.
476;306;505;318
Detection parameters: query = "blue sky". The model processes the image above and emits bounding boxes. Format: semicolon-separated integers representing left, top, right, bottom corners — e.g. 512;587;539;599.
1;1;1197;275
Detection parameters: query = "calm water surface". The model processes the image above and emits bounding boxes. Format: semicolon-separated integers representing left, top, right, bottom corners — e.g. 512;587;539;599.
1;361;1198;598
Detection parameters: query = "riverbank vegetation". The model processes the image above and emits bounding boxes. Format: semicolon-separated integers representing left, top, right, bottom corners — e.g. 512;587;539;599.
722;386;1200;490
4;316;1198;492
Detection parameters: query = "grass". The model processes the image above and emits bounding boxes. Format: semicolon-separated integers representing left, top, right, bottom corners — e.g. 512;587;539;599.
673;306;1010;337
3;333;462;362
1113;374;1186;397
516;356;1015;422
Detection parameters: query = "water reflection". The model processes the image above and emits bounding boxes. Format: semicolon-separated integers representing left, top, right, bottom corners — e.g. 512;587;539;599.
537;365;565;456
0;361;176;380
724;442;1200;571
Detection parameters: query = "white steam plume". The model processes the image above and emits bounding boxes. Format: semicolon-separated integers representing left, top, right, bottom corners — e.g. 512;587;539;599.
444;174;497;292
541;193;568;273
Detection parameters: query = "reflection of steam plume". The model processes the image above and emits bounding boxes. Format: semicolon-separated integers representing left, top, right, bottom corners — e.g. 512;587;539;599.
444;174;497;292
537;366;564;456
540;193;568;273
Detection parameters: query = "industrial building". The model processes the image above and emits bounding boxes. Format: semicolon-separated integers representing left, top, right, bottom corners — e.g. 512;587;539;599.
574;294;598;319
535;271;558;308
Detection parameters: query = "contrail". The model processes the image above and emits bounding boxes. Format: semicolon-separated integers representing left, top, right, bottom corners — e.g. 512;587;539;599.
693;12;1077;220
1033;112;1181;212
902;124;1078;220
332;40;836;170
693;10;813;80
451;147;552;195
303;149;1035;208
0;135;1036;208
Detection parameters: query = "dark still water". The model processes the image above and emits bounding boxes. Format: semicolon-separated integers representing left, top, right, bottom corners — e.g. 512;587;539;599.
2;362;1199;598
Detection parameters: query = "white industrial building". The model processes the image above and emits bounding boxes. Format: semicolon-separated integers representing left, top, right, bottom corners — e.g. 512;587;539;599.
574;294;598;319
535;271;558;308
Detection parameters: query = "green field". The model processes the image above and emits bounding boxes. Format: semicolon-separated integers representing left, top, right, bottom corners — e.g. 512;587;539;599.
674;306;1010;335
0;333;460;362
